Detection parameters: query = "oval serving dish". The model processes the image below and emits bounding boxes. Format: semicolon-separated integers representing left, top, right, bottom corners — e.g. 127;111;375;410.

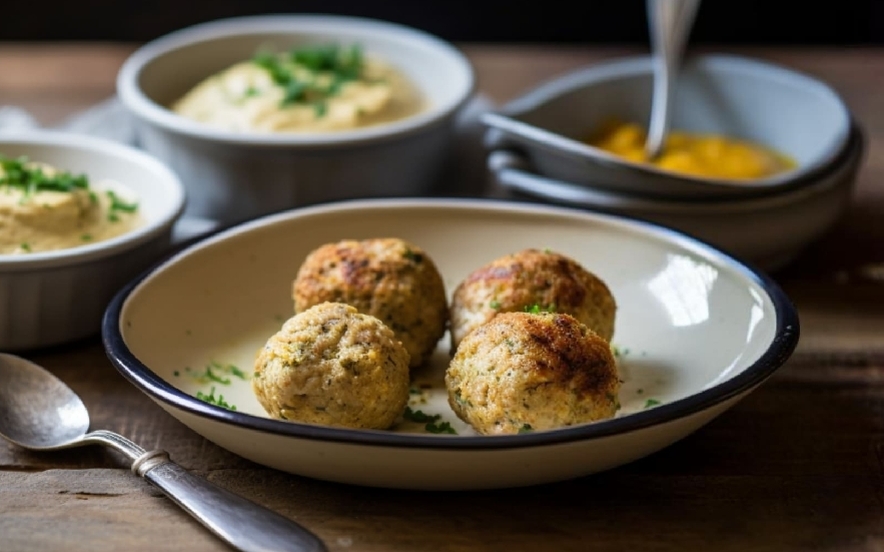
103;198;799;490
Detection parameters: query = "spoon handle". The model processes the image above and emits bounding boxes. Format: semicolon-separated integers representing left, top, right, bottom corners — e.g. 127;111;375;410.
645;0;702;159
133;450;327;552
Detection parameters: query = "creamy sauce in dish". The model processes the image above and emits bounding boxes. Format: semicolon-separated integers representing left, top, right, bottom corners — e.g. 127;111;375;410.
171;44;427;133
0;155;142;255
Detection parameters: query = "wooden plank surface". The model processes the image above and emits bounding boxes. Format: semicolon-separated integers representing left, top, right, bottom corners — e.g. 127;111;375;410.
1;42;884;551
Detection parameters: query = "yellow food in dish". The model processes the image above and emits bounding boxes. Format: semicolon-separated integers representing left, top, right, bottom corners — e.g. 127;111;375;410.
0;155;142;255
171;43;427;133
585;120;796;180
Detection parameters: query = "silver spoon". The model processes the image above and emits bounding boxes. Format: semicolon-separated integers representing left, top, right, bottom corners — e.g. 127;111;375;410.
0;352;327;552
644;0;701;160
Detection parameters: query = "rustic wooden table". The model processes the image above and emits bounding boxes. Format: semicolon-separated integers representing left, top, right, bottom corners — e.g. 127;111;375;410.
1;42;883;552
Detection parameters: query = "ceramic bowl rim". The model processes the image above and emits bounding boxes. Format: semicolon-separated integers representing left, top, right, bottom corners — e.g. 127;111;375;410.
102;197;800;451
116;13;477;149
490;53;852;192
0;129;186;271
488;120;865;215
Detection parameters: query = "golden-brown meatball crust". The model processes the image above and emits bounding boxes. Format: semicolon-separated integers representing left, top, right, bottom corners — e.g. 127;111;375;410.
292;238;448;367
445;311;620;435
252;302;410;429
449;248;616;352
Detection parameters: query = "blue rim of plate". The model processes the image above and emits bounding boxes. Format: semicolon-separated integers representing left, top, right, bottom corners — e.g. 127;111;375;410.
102;197;800;450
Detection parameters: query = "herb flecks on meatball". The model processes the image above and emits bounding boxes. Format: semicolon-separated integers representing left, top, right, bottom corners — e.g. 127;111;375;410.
445;311;620;435
449;248;616;353
293;238;448;367
252;302;410;429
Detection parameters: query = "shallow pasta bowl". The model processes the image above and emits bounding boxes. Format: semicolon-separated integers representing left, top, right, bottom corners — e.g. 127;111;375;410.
103;198;799;490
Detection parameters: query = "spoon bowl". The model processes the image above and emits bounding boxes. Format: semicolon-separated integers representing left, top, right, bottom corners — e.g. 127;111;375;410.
0;354;90;449
0;352;327;552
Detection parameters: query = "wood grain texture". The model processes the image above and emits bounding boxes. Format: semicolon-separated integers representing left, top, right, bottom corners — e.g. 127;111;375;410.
1;42;884;551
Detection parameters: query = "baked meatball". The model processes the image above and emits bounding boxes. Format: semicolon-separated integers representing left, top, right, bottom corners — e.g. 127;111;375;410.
252;302;410;429
449;248;616;352
445;311;620;435
293;238;447;367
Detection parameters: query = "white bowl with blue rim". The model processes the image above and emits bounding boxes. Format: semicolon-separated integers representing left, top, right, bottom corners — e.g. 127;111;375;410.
103;197;799;490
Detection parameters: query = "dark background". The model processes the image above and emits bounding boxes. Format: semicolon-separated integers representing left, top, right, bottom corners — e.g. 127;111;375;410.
3;1;884;44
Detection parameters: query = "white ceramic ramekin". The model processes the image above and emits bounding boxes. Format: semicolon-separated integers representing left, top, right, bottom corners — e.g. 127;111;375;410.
0;131;185;351
117;14;476;225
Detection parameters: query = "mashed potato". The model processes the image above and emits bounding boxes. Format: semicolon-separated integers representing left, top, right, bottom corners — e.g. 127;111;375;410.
445;311;620;435
171;43;426;133
449;248;616;352
0;155;141;255
252;302;410;429
292;237;448;367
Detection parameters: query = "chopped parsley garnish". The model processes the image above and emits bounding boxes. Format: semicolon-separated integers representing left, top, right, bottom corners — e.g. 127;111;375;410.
106;190;138;212
105;190;139;222
518;423;534;434
489;299;501;310
0;155;139;221
251;43;365;114
403;406;438;423
426;421;457;435
205;366;231;385
524;303;556;314
196;386;237;411
402;248;423;263
210;360;248;380
453;389;471;406
183;361;248;385
403;406;458;434
80;234;93;242
0;155;89;197
644;399;661;409
611;345;634;358
292;44;362;77
19;243;31;252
